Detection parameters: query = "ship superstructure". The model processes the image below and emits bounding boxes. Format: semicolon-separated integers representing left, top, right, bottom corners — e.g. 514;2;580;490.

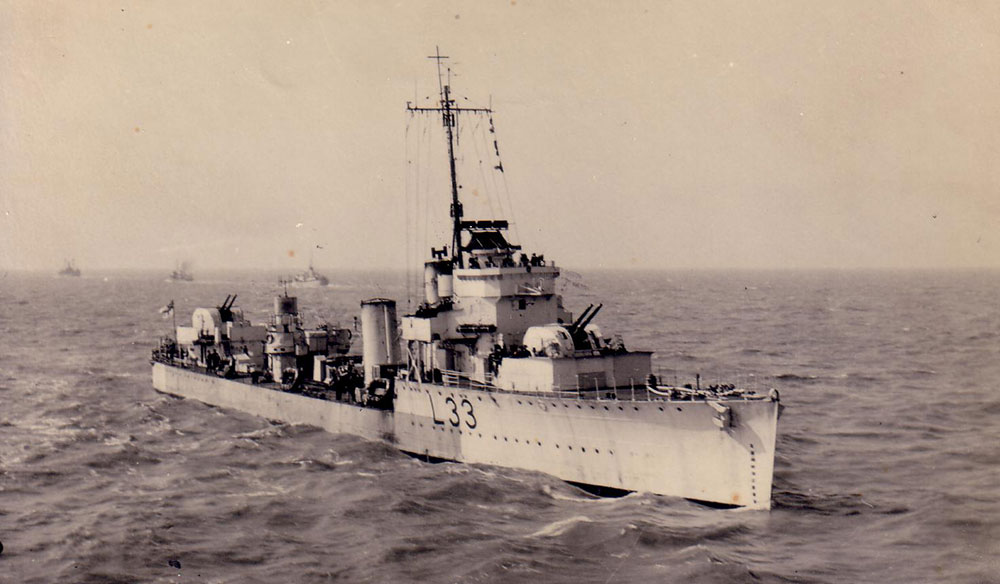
399;49;647;394
161;293;354;387
152;50;780;509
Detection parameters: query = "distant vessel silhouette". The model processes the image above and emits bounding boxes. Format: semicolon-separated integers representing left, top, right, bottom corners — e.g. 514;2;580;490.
287;264;329;288
58;260;81;277
287;250;329;288
168;262;193;282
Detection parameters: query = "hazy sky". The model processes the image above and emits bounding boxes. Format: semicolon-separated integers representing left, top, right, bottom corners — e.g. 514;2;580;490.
2;1;998;271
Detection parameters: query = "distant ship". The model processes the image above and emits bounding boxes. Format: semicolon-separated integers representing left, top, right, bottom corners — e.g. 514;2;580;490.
168;262;194;282
58;260;81;277
287;259;329;288
152;51;780;509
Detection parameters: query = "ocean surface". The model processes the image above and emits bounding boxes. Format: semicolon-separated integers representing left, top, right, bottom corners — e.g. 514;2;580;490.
1;268;997;583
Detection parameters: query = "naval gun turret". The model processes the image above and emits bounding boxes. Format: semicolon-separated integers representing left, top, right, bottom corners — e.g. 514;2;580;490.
174;294;268;375
565;303;604;350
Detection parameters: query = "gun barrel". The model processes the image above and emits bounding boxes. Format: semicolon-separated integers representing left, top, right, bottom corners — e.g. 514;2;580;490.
578;303;603;331
571;304;595;332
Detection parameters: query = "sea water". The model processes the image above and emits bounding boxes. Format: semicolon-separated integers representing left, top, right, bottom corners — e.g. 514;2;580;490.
1;269;997;583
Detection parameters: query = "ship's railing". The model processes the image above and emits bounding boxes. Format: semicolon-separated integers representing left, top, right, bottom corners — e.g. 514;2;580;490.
543;385;768;403
651;370;777;395
547;370;775;402
438;368;496;391
420;368;774;403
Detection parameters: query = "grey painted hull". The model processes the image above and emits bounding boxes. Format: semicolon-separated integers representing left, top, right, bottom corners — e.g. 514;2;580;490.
153;363;779;509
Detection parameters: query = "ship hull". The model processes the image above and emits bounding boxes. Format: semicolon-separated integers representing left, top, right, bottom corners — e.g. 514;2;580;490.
152;363;778;509
152;364;392;441
288;280;328;288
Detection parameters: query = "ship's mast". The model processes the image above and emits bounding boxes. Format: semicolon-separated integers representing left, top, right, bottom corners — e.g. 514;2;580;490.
407;47;491;268
433;49;463;267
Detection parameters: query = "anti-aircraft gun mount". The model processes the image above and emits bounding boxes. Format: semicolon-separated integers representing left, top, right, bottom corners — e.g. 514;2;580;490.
152;293;365;397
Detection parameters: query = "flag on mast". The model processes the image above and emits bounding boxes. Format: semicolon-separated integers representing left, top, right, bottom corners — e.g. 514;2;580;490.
159;300;174;318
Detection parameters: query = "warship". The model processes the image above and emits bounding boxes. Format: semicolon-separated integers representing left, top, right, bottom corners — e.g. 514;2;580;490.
168;261;194;282
152;51;780;509
58;259;81;277
287;253;329;288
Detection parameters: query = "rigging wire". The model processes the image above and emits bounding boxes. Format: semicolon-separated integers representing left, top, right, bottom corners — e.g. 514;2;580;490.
487;112;522;246
476;114;504;225
466;114;498;220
